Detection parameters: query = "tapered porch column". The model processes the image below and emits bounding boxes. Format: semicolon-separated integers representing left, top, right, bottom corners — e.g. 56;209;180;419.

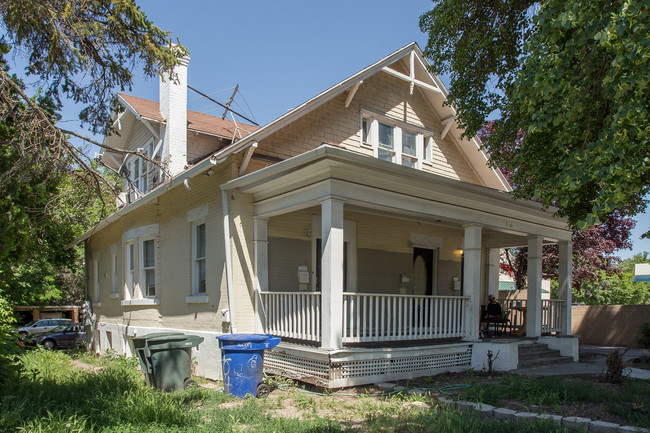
320;198;345;350
558;240;573;335
526;236;543;337
463;224;482;340
254;217;269;333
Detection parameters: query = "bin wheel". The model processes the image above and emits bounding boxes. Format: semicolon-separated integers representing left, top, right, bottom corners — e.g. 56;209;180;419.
256;383;271;398
183;378;197;389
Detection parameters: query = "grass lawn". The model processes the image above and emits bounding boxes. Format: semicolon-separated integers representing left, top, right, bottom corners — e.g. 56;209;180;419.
1;349;648;432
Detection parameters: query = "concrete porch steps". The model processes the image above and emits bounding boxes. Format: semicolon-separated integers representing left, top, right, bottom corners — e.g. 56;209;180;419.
518;343;574;368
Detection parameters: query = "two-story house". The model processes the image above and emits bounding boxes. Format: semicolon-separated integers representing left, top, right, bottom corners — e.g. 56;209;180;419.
71;43;577;388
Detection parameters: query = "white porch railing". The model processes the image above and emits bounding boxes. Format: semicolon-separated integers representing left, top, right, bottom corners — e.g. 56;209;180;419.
261;292;321;342
342;293;469;343
542;299;564;334
501;299;565;334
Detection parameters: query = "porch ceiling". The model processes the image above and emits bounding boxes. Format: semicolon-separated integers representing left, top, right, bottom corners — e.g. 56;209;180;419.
222;145;572;242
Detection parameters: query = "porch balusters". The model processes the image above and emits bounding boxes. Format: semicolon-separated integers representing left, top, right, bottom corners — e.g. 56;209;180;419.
341;294;469;343
261;292;321;342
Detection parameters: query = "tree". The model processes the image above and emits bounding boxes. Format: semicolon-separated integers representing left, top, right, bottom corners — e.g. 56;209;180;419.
0;1;185;311
420;0;650;234
571;252;650;305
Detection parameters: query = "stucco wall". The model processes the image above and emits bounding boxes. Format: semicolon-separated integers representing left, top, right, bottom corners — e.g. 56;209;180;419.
572;305;650;348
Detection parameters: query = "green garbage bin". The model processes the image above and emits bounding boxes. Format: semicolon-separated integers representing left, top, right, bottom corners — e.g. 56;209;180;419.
132;332;204;391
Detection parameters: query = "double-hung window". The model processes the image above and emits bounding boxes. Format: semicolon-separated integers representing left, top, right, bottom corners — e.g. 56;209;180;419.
141;238;155;297
361;111;431;169
193;223;206;294
126;242;135;298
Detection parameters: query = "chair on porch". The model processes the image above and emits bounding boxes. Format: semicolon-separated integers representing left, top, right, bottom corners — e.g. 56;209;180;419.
483;296;511;337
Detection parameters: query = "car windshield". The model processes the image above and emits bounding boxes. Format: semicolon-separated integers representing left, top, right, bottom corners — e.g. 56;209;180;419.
22;321;36;327
48;324;69;333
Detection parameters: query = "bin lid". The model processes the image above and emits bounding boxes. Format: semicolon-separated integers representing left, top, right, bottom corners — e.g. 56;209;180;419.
133;332;186;342
145;334;204;350
217;334;281;351
216;334;270;343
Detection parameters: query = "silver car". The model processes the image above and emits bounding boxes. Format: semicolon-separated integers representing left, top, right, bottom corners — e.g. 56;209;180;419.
17;318;71;336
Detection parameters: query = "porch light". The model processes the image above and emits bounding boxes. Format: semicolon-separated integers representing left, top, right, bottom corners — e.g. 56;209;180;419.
456;248;463;255
304;228;312;237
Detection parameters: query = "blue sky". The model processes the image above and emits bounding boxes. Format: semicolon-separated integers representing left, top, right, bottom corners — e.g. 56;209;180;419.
13;0;650;259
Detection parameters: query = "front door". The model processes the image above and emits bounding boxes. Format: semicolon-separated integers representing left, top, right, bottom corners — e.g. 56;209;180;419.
413;247;434;296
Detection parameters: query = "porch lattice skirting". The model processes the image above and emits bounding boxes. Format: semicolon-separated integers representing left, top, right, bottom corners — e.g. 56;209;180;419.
263;343;473;388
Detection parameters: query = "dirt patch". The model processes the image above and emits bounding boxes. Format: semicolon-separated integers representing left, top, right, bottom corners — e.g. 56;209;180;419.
70;359;103;373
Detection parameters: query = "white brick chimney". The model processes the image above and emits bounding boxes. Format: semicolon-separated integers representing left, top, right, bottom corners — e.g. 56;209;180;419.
159;55;190;176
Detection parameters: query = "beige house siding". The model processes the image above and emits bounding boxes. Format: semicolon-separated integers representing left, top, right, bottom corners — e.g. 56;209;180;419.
87;161;237;332
255;71;480;186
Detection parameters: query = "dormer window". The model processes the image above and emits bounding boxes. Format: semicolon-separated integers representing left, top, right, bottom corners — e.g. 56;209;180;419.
361;110;430;169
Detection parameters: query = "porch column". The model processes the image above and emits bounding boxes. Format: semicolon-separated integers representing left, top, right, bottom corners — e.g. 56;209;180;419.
463;224;482;341
320;198;345;350
488;248;501;299
526;235;543;337
558;240;573;335
254;217;269;333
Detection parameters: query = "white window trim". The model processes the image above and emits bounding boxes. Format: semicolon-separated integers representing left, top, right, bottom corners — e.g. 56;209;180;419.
110;253;119;299
139;237;156;298
125;241;135;300
187;206;209;304
191;221;207;296
360;109;434;168
92;253;100;305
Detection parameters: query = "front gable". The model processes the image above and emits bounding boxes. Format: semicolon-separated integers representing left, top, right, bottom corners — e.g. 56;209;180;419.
237;43;510;192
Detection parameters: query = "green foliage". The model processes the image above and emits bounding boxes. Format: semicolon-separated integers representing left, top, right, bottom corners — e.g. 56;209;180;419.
0;295;21;383
421;0;650;233
1;0;187;133
0;0;187;310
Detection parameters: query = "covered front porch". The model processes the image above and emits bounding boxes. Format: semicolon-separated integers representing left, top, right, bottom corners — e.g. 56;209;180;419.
223;145;575;387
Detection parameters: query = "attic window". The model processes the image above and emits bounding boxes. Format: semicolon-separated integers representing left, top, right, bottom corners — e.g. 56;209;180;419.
361;111;431;169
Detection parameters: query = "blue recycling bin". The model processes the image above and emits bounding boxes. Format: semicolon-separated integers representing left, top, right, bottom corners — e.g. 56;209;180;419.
216;334;281;398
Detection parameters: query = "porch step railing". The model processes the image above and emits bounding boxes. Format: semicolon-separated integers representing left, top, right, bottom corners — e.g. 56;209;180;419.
261;292;321;342
542;299;564;334
342;293;469;343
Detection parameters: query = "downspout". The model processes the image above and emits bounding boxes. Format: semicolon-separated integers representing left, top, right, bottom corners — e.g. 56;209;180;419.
221;189;237;333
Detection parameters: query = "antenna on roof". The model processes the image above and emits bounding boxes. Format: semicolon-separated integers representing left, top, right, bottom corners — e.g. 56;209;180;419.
187;85;259;126
222;84;239;120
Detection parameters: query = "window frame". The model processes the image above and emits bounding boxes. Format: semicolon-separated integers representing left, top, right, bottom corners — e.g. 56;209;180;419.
111;253;119;298
92;256;100;304
140;237;156;298
192;221;207;295
360;110;431;169
125;241;135;299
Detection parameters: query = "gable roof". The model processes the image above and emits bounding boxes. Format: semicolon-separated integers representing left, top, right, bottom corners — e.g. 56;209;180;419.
118;93;259;139
204;42;511;192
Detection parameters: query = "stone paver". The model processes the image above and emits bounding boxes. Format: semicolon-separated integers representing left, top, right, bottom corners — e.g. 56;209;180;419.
493;407;517;420
407;389;425;396
589;420;620;433
564;416;591;430
619;427;650;433
514;412;538;422
538;413;563;426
